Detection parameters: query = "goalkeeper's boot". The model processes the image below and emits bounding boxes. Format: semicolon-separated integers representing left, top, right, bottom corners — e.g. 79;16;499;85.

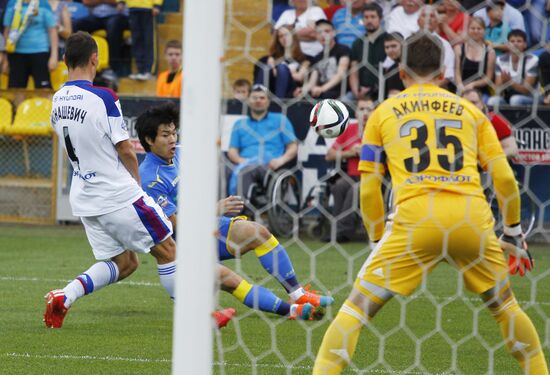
213;308;236;329
44;289;69;328
293;285;334;308
289;303;315;320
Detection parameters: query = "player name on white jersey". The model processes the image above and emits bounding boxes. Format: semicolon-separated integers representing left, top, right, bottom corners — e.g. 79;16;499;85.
50;105;88;124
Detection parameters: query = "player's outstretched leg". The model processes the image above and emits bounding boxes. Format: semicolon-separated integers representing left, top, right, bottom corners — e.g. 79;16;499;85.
150;236;177;300
313;286;389;374
482;283;549;375
44;251;139;328
227;220;334;308
219;265;316;320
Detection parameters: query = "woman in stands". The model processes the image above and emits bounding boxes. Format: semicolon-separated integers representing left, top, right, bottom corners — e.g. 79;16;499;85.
454;16;496;101
3;0;58;89
254;25;310;98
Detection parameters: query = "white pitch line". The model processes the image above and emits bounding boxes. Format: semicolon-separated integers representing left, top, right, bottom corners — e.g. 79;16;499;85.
1;275;549;307
5;353;431;374
216;361;431;374
0;275;160;287
5;352;170;363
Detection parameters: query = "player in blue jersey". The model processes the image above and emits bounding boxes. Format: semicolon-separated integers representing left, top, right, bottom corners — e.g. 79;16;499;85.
136;103;335;320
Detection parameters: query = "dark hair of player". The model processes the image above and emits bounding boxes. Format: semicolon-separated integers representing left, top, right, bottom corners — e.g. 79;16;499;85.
315;19;334;29
233;78;251;89
384;32;403;43
507;29;527;42
64;31;98;70
403;32;443;77
363;2;383;18
165;40;182;51
136;102;180;152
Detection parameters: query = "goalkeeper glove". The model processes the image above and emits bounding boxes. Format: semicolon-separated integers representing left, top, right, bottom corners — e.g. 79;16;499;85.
499;225;533;277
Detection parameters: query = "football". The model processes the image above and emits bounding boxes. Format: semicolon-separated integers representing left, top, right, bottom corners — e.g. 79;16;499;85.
309;99;350;138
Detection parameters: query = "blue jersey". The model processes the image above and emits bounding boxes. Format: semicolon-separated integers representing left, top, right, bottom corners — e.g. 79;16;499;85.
139;148;179;218
139;147;242;259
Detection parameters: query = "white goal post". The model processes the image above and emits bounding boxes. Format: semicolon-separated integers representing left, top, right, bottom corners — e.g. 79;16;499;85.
172;0;225;374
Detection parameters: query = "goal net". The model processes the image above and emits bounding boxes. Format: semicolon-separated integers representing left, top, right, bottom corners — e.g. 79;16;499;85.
175;0;550;373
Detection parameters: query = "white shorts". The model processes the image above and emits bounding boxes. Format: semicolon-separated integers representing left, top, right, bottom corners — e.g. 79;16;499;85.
81;195;173;260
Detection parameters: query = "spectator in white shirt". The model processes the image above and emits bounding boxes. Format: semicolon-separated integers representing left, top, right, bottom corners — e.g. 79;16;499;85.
488;29;539;107
274;0;327;57
386;0;421;39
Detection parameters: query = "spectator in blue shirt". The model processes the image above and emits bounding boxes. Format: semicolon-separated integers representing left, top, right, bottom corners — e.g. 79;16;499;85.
331;0;365;49
227;84;298;210
3;0;58;88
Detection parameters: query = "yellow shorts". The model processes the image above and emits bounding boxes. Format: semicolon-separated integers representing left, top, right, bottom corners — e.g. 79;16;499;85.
357;192;508;296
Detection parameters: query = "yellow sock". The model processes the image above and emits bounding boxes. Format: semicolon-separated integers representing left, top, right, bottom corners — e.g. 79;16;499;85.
313;300;367;375
231;279;253;303
491;296;549;375
253;235;279;257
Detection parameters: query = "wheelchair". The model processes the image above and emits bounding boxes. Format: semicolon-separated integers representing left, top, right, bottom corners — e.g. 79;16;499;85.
302;162;378;240
223;157;302;238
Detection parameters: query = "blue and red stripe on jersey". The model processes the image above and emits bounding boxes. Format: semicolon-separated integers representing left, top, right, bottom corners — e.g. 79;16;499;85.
133;196;171;244
360;144;386;164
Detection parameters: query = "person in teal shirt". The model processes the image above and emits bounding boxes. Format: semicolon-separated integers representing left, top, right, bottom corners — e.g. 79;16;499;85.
484;1;510;56
3;0;58;88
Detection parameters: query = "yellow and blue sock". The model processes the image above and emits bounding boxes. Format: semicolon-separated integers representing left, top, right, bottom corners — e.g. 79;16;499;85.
254;235;299;293
232;279;290;316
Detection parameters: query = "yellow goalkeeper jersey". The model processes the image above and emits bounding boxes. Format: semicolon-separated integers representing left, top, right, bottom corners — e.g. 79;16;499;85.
358;83;506;206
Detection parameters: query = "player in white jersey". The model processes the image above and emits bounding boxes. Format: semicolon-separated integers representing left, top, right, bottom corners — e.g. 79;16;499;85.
44;31;177;328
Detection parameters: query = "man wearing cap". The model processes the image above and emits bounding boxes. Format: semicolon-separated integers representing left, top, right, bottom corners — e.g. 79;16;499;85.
227;84;298;213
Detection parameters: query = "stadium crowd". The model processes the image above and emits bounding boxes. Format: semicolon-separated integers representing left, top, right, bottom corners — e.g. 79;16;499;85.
0;0;550;103
0;0;537;242
256;0;550;105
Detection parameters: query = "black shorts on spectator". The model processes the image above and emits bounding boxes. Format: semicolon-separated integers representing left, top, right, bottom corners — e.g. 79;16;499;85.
8;52;52;89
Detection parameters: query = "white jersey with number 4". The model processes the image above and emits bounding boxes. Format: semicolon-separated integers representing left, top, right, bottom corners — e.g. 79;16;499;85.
51;80;143;217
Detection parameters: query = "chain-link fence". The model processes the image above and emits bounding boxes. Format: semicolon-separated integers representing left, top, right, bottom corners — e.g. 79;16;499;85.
0;92;57;224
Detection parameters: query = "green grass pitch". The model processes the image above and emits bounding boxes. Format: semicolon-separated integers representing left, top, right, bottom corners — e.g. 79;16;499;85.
0;223;548;374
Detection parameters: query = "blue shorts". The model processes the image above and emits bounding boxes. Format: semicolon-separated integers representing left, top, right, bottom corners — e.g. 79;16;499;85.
218;215;247;261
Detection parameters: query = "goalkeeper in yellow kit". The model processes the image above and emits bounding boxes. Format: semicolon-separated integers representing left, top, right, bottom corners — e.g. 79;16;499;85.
313;33;548;374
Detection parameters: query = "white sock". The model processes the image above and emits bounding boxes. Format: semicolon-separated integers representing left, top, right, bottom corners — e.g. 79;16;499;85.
288;287;305;301
157;261;176;300
63;261;119;308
